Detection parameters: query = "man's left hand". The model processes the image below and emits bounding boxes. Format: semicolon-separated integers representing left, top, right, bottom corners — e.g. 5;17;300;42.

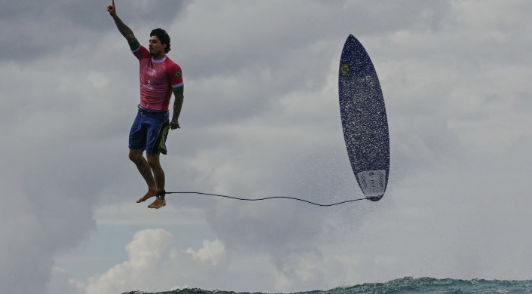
170;121;180;130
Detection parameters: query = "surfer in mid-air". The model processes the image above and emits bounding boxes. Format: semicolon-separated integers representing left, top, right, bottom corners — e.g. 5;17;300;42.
107;0;184;209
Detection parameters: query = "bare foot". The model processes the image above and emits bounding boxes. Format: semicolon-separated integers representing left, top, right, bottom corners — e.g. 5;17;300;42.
148;198;166;209
137;188;158;203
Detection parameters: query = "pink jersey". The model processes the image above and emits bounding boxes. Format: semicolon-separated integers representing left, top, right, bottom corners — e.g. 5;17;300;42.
132;45;184;111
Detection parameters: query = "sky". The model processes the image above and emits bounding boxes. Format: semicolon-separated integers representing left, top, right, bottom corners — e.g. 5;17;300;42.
1;0;532;293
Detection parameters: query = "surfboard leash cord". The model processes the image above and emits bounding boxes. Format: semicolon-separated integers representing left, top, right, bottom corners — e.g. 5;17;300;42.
163;191;368;207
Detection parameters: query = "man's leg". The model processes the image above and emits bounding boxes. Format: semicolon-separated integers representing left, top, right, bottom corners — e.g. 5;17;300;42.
146;153;166;209
129;149;158;203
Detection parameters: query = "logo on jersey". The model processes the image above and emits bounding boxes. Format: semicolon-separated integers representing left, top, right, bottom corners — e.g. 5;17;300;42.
174;71;181;78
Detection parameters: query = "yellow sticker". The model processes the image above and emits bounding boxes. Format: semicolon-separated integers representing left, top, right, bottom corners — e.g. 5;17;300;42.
341;63;350;76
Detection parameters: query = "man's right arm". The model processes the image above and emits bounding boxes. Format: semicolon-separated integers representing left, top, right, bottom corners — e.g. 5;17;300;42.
107;0;138;46
113;16;137;45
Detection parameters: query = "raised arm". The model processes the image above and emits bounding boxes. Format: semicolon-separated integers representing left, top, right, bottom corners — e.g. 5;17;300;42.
107;0;137;45
170;88;184;129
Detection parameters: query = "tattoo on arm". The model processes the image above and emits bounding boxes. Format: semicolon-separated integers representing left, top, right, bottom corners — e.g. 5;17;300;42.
172;88;184;121
112;16;137;44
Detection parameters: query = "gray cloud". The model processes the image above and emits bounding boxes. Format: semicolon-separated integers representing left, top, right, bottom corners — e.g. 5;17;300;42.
176;0;451;79
0;0;189;62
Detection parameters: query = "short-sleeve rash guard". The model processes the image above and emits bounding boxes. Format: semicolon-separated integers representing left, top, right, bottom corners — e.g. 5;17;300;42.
131;43;183;111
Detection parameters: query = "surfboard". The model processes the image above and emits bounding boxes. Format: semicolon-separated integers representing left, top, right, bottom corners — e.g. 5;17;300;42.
338;35;390;201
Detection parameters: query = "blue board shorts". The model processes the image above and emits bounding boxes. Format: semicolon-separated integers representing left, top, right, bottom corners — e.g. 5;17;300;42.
129;105;170;155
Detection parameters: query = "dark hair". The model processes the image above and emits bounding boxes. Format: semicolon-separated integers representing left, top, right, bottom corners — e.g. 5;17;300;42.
150;28;171;53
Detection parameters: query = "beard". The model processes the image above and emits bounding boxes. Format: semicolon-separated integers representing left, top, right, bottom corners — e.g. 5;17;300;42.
149;50;164;57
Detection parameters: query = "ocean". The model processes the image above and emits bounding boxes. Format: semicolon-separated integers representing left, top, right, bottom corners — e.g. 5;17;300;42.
123;277;532;294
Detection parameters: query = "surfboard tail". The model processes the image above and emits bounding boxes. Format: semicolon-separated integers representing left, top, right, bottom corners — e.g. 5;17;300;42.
355;170;387;201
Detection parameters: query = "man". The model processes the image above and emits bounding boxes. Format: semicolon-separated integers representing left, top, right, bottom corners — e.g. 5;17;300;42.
107;0;184;209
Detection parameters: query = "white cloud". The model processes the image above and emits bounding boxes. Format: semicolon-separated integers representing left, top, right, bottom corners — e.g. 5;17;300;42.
77;229;229;294
47;267;84;294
